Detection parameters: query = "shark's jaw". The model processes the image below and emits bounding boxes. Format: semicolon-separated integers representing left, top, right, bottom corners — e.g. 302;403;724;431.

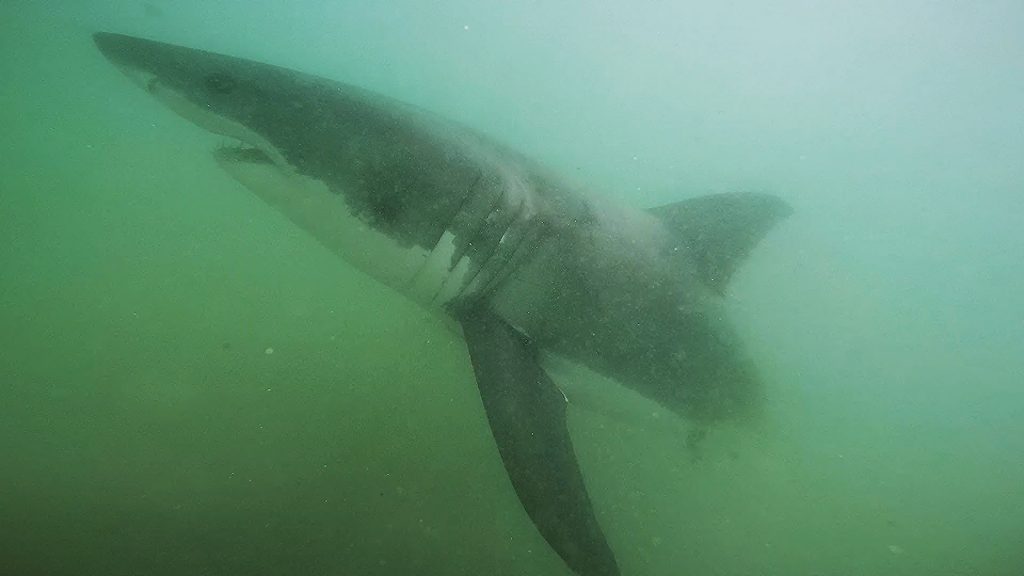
213;143;274;166
122;66;287;173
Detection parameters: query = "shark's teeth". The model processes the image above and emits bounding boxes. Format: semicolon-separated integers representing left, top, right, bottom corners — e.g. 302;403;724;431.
213;140;273;165
215;139;247;153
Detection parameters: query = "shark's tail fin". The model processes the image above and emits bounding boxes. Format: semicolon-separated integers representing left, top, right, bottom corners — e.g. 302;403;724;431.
648;192;792;294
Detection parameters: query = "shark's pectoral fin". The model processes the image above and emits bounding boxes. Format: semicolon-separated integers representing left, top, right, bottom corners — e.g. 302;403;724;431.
459;307;620;576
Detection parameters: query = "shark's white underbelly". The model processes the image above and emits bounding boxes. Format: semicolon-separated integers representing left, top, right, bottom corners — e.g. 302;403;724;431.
217;155;434;292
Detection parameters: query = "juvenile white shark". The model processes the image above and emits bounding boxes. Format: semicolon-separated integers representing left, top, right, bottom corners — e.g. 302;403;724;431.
94;32;791;576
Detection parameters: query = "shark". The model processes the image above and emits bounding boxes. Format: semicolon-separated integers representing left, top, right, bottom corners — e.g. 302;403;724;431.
93;32;791;576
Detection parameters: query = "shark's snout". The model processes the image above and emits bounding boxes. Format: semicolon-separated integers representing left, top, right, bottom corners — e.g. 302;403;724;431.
93;32;134;66
92;32;282;168
94;32;165;96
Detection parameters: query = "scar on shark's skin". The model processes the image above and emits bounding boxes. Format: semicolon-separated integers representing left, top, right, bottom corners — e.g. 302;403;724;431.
94;32;791;576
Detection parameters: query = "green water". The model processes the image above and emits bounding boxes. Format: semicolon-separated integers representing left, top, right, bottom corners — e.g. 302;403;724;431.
2;1;1022;575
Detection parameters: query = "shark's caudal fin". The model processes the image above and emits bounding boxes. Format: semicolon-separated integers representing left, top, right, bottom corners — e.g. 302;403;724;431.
459;307;620;576
649;192;792;295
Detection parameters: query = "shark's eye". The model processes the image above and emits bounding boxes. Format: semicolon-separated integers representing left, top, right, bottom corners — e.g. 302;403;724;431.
204;72;236;95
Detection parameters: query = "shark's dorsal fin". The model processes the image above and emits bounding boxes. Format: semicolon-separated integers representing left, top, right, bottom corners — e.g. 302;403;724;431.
649;192;792;295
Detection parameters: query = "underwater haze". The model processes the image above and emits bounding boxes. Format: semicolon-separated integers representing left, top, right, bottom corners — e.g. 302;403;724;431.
2;1;1022;575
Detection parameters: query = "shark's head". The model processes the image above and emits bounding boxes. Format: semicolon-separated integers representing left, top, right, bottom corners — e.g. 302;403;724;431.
94;32;309;172
94;32;491;292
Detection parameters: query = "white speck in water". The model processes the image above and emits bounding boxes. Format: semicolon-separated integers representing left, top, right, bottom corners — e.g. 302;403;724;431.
264;347;274;355
888;544;904;555
463;24;470;30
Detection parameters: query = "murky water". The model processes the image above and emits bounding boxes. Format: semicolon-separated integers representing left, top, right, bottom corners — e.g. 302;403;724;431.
2;1;1022;574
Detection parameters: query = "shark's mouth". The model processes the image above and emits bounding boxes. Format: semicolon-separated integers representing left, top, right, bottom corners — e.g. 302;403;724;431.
214;141;274;165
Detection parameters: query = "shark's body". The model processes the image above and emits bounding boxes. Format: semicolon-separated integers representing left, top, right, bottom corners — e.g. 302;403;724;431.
94;33;790;576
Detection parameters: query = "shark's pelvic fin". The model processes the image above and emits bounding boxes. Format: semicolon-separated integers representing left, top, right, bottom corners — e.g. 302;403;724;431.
650;192;792;294
459;307;620;576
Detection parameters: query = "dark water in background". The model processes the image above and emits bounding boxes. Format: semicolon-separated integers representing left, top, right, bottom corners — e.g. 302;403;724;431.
2;1;1022;575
